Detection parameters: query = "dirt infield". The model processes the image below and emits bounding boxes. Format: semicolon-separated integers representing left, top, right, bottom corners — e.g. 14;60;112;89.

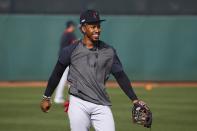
0;81;197;88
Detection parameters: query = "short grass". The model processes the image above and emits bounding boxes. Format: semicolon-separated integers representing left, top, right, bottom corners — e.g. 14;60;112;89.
0;86;197;131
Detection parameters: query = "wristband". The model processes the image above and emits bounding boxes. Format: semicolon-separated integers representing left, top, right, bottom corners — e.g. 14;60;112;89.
42;95;51;101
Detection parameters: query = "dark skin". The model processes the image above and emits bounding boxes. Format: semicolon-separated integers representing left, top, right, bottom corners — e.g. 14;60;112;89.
81;22;101;49
40;99;51;113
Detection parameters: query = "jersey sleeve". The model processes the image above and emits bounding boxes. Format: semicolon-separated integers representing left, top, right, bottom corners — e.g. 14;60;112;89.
44;43;78;97
58;43;77;66
111;49;138;101
44;61;66;97
111;50;123;74
113;71;138;101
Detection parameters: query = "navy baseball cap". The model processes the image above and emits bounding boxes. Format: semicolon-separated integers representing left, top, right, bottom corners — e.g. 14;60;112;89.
66;20;76;28
80;10;105;25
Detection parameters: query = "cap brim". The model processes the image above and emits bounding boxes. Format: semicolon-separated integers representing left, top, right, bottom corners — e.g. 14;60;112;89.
90;19;106;23
99;19;106;22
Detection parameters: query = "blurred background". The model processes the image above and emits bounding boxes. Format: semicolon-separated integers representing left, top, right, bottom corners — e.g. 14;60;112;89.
0;0;197;131
0;0;197;81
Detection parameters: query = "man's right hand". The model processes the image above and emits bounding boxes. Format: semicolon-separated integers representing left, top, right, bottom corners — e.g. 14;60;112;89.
40;96;52;113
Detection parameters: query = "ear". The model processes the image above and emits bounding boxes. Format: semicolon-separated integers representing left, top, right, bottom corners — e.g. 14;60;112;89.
81;26;86;34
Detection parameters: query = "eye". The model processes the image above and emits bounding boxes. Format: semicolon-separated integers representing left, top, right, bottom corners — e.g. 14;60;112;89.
93;25;101;29
88;24;101;30
92;25;96;29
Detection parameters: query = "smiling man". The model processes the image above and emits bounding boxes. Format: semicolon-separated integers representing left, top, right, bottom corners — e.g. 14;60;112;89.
40;10;148;131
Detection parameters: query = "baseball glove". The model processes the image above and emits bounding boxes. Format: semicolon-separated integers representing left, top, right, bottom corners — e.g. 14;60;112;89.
132;100;152;128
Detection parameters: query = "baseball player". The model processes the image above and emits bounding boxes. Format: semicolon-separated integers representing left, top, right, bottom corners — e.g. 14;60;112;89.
40;10;147;131
54;21;77;103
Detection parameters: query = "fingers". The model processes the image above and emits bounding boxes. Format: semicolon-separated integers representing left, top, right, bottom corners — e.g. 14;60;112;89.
40;105;49;112
40;99;51;113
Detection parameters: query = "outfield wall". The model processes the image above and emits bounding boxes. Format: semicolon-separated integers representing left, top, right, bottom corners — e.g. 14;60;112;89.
0;15;197;81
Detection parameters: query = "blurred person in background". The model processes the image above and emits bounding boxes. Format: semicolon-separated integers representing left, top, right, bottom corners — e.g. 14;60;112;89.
54;20;77;104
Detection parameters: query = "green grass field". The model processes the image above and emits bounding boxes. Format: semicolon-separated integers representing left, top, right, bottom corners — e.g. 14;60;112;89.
0;86;197;131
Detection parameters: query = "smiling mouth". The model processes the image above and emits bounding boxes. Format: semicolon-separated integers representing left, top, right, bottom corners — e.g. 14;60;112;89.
92;33;100;38
93;34;99;37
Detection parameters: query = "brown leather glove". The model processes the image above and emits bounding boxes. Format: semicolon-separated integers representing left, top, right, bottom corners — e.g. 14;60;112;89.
40;96;52;113
132;100;152;128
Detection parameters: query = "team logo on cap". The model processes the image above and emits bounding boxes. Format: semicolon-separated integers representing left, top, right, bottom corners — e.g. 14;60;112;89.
81;19;85;23
93;12;98;19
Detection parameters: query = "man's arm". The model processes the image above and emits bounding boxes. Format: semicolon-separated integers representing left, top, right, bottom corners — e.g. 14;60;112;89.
111;50;138;103
44;61;66;97
111;50;152;127
112;71;138;102
40;61;67;113
40;44;77;112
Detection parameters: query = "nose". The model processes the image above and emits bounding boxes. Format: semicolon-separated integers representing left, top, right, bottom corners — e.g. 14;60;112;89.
95;26;101;33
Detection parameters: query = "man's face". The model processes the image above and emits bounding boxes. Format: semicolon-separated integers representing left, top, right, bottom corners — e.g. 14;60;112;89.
82;23;101;42
70;25;76;32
